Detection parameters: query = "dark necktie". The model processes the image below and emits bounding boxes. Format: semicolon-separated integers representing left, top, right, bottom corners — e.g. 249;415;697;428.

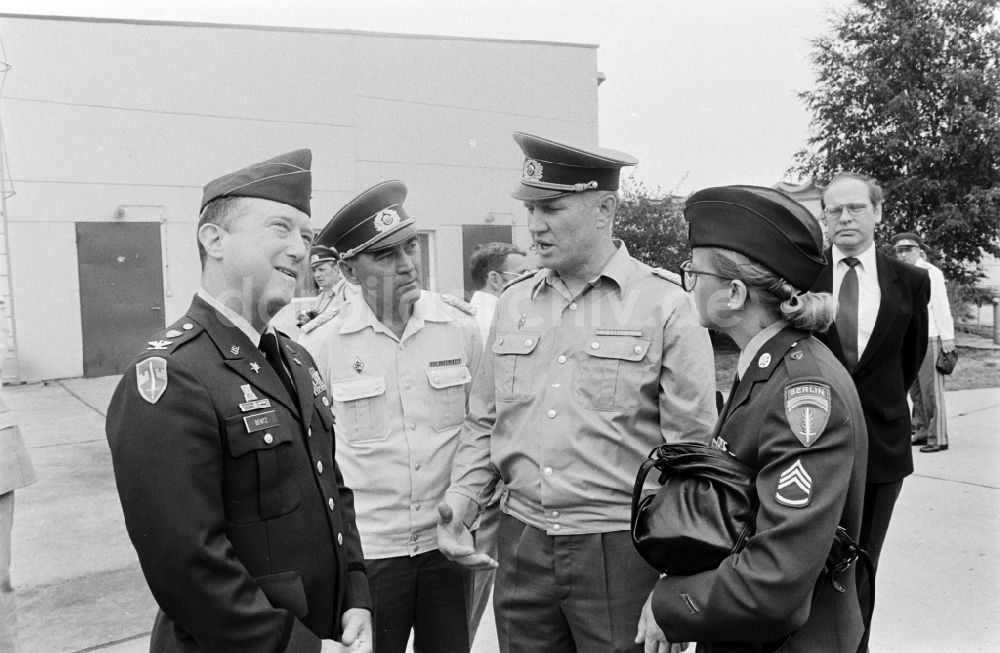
837;257;860;371
259;332;296;399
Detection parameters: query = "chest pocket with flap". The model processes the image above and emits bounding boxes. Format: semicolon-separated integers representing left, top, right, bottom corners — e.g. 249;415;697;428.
426;365;472;431
576;332;652;411
492;330;541;402
328;376;390;444
224;413;300;523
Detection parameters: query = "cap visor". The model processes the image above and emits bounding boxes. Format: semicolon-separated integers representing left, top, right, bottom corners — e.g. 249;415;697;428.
363;222;418;255
511;184;571;201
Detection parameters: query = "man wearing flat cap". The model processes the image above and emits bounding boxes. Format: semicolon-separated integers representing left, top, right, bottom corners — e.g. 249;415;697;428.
106;149;372;653
891;232;955;453
438;132;717;653
300;181;483;653
813;172;929;637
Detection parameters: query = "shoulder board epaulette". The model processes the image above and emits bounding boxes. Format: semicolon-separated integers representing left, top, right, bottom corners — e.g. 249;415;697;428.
651;267;682;286
441;293;476;316
502;269;537;290
300;305;342;334
141;318;202;355
784;340;822;378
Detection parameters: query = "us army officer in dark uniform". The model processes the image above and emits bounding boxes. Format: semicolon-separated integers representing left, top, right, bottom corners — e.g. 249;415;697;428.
636;187;868;653
106;149;372;653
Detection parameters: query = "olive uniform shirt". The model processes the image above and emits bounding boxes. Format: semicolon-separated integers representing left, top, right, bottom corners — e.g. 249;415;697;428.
448;242;717;534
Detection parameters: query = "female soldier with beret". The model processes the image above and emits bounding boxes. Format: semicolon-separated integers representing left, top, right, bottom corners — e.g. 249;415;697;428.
636;185;868;653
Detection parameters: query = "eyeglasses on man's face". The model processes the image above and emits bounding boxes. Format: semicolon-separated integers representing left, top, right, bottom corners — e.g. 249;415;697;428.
680;260;731;292
822;203;871;219
893;245;918;253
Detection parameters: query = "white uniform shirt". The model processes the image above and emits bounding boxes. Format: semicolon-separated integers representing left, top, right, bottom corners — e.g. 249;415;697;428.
469;290;498;344
300;290;482;558
916;259;954;340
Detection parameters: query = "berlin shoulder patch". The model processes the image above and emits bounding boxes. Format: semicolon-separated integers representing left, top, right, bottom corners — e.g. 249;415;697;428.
783;382;831;447
136;357;168;404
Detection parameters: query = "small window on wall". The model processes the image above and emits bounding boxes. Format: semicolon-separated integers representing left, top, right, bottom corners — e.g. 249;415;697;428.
418;231;434;291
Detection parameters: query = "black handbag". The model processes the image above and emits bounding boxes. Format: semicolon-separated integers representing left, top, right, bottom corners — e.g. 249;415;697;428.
630;442;758;575
936;348;959;375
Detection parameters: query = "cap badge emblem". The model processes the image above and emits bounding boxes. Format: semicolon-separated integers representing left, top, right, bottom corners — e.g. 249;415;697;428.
522;159;544;182
373;207;401;233
310;254;320;264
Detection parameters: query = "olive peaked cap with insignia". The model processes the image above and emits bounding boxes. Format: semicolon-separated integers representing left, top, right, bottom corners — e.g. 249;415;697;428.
685;185;827;290
315;180;416;259
201;148;313;216
512;132;639;201
309;245;338;268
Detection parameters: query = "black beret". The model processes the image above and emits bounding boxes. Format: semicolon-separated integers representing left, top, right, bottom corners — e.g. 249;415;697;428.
685;185;827;289
511;132;638;201
309;245;338;267
201;149;312;216
891;232;923;248
315;180;416;259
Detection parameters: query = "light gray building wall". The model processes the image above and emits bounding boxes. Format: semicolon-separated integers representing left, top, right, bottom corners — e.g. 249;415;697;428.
0;14;602;382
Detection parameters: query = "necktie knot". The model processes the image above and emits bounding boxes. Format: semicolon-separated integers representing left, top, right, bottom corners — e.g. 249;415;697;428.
844;257;860;269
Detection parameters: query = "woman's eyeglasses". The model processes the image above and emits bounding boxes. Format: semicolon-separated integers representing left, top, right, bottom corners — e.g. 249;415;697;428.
680;260;731;292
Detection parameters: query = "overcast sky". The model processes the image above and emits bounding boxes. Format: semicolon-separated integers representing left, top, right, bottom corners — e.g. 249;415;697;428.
2;0;850;194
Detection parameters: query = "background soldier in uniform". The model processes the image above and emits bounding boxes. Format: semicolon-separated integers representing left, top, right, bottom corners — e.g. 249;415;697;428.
438;132;717;653
106;149;372;653
301;181;482;653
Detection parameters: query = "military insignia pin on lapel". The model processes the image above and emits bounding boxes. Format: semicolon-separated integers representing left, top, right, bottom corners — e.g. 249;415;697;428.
147;340;171;351
353;357;365;373
758;353;771;368
517;313;527;329
230;345;240;355
249;361;261;373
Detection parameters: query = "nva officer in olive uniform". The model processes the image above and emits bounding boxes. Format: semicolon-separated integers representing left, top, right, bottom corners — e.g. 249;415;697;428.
106;150;371;653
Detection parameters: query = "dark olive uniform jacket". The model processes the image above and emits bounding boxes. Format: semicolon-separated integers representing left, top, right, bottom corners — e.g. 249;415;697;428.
106;295;370;653
652;328;868;653
813;250;930;484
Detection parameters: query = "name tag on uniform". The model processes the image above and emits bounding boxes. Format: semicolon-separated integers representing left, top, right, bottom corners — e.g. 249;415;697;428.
244;410;279;433
239;399;271;412
429;358;461;367
595;328;643;337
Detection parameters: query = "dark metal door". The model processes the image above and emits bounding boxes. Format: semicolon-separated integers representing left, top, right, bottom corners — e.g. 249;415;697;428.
461;225;513;300
77;222;165;377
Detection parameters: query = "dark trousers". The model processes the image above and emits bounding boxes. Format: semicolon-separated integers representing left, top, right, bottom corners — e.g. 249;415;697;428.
495;514;659;653
857;479;903;634
367;549;471;653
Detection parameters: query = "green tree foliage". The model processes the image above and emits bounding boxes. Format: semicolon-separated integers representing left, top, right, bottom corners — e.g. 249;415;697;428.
793;0;1000;284
613;177;689;272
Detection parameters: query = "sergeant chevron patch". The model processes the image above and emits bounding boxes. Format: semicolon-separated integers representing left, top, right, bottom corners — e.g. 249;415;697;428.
776;458;812;508
784;382;831;447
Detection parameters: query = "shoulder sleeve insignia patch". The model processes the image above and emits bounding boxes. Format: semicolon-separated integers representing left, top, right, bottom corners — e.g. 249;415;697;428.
651;267;682;286
784;382;831;447
136;357;168;404
775;458;812;508
441;294;476;316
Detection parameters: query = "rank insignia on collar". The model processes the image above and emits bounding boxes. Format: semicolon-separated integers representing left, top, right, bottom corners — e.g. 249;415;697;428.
775;458;812;508
230;345;240;355
136;357;168;404
250;361;261;373
758;352;771;368
784;382;831;447
147;340;171;350
353;357;364;373
711;436;729;452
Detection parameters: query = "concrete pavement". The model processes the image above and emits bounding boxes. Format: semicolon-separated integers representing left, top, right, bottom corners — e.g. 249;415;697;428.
6;376;999;652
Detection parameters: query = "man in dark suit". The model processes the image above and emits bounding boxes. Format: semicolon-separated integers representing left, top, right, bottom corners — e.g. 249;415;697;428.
813;171;930;632
106;149;372;653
